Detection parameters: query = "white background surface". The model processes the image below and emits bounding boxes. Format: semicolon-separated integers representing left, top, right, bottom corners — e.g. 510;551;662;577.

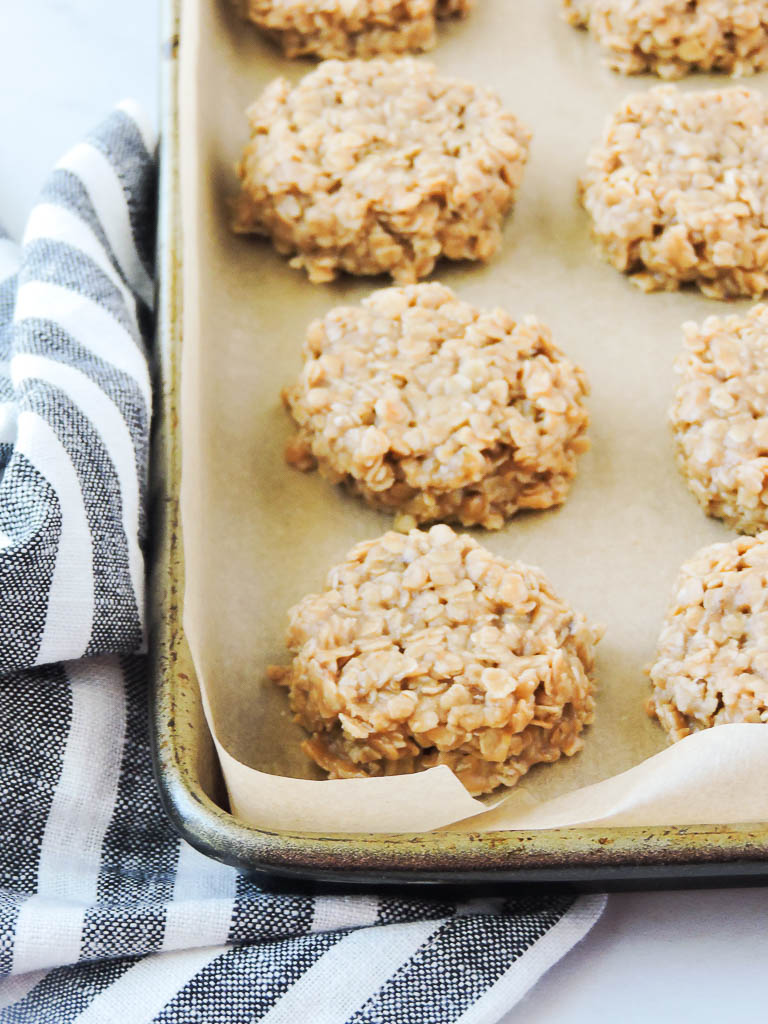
1;2;767;1022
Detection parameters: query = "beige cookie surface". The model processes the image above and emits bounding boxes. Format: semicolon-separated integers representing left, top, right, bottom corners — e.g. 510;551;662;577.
283;283;590;529
581;86;768;299
671;304;768;535
270;525;602;795
233;58;530;284
240;0;475;59
648;532;768;742
564;0;768;79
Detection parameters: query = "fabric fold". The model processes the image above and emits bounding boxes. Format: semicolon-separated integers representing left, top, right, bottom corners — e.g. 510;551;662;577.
0;108;153;673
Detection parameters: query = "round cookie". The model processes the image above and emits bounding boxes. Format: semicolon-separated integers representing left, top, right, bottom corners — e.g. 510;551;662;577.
648;532;768;742
671;304;768;535
233;59;531;284
270;525;602;795
283;283;590;529
581;86;768;299
564;0;768;79
240;0;475;59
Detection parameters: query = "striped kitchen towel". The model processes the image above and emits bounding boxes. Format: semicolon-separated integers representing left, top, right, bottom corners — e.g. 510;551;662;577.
0;105;605;1024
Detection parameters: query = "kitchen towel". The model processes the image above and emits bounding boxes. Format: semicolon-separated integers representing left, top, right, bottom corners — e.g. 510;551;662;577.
0;104;604;1024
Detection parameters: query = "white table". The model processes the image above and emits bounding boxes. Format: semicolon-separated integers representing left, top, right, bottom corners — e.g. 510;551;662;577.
2;3;766;1021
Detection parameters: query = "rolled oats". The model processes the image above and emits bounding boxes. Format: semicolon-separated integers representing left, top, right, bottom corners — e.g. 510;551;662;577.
581;86;768;299
270;525;602;795
671;304;768;534
233;58;531;284
648;532;768;741
240;0;475;59
564;0;768;79
283;283;590;529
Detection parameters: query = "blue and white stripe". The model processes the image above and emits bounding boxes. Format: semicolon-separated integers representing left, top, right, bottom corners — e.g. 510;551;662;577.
0;104;152;673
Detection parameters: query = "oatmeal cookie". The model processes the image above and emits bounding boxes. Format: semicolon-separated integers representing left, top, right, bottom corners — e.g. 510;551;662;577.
233;58;531;284
283;283;590;529
648;532;768;741
270;525;602;795
563;0;768;80
671;304;768;534
581;86;768;299
240;0;475;59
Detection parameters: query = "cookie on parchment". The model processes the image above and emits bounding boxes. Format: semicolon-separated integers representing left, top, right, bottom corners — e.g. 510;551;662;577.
270;525;602;795
648;532;768;742
581;86;768;299
233;58;531;284
564;0;768;79
671;304;768;535
283;283;590;529
240;0;475;59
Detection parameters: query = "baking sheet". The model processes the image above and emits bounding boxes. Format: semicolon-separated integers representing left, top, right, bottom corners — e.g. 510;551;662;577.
179;0;768;834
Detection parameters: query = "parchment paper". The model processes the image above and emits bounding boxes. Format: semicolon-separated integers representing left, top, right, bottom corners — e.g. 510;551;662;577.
179;0;768;834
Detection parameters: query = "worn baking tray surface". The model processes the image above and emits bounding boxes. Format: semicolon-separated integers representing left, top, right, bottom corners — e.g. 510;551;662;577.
150;0;768;882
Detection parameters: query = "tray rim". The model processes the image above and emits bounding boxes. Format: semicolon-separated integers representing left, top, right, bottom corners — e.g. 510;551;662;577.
150;0;768;887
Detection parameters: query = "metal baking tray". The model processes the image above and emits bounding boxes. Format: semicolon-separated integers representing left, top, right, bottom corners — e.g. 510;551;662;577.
150;0;768;889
